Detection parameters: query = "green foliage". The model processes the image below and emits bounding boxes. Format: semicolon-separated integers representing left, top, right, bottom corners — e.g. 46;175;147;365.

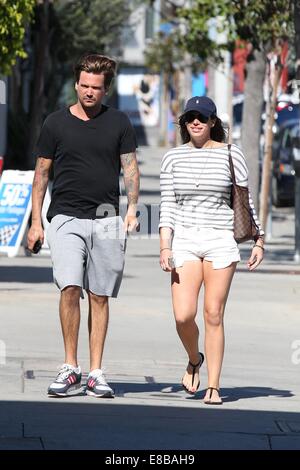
178;0;293;59
52;0;131;64
144;30;186;74
146;0;294;73
0;0;35;75
178;0;233;63
44;0;132;110
230;0;293;50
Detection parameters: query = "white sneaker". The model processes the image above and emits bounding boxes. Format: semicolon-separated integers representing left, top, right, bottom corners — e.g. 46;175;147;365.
86;369;114;398
48;363;82;397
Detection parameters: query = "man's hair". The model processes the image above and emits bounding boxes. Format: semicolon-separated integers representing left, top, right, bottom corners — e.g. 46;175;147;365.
74;53;117;89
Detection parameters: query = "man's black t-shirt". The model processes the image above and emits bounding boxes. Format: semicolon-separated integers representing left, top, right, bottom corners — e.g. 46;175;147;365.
34;106;137;221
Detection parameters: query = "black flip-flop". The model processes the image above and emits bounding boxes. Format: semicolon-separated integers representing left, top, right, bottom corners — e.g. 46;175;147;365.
204;386;223;405
182;352;204;395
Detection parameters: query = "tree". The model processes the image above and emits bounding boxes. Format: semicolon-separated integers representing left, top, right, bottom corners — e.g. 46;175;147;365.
144;3;204;146
294;0;300;93
0;0;35;75
145;29;188;145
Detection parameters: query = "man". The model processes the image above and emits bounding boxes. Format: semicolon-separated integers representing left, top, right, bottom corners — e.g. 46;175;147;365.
27;53;139;398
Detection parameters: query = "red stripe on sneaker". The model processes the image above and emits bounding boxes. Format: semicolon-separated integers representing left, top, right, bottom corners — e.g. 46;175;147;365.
68;375;75;384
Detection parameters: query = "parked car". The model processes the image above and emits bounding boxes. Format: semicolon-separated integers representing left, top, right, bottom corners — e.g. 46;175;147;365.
275;98;300;127
272;119;300;206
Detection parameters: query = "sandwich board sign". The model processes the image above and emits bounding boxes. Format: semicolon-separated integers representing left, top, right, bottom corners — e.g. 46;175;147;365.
0;170;34;257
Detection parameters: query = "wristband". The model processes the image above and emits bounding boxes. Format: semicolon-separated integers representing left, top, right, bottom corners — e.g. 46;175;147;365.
253;244;264;251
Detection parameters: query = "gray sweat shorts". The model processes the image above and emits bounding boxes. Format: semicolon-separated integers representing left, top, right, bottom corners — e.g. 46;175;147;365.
47;215;126;297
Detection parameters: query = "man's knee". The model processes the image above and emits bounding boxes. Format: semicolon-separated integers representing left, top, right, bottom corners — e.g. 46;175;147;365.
88;291;108;306
61;285;82;302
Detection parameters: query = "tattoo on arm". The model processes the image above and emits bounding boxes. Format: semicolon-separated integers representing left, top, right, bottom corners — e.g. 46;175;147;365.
33;158;51;191
31;157;52;223
120;152;140;206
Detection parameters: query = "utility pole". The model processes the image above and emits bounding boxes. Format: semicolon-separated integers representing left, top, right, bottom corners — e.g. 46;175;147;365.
227;53;234;144
259;53;283;232
293;139;300;262
159;71;169;146
0;77;7;167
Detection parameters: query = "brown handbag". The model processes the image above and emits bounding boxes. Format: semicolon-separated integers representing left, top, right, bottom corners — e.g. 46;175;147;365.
228;144;260;244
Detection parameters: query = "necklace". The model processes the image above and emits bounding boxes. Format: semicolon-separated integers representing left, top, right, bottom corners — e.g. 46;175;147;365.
187;139;213;150
187;142;213;187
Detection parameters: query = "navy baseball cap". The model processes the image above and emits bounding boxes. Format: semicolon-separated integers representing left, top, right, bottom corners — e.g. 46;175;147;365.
183;96;217;117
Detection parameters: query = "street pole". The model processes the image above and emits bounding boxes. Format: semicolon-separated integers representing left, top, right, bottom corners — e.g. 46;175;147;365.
259;55;282;231
227;56;233;144
266;171;273;241
0;77;7;162
293;142;300;262
159;72;169;146
294;177;300;262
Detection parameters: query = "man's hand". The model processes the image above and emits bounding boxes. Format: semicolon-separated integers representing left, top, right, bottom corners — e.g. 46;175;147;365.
124;213;140;233
27;224;44;252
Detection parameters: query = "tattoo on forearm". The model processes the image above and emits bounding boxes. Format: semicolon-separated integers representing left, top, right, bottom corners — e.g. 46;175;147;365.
120;152;135;167
121;152;140;205
33;159;50;194
31;158;51;222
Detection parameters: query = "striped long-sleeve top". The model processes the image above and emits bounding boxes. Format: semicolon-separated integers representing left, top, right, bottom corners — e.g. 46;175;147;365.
159;143;263;234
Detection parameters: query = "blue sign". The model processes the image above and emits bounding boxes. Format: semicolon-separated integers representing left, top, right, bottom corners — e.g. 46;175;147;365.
0;171;34;257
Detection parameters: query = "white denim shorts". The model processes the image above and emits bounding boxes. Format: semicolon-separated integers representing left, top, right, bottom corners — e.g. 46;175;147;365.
171;225;240;270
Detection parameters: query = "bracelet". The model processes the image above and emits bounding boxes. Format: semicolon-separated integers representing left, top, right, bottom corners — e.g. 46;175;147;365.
253;244;265;251
160;247;171;252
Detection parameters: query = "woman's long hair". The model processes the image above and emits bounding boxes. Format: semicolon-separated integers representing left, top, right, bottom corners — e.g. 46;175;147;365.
178;114;227;144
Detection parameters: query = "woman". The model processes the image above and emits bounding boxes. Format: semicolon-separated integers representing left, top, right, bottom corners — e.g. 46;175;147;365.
159;96;264;404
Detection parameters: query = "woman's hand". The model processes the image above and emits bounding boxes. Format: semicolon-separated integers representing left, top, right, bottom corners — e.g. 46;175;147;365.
160;247;173;272
247;244;264;271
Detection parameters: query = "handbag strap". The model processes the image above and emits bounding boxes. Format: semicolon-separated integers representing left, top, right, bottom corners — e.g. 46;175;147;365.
228;143;237;186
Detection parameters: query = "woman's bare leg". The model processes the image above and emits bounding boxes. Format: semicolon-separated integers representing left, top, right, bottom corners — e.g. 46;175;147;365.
202;261;237;403
171;260;204;393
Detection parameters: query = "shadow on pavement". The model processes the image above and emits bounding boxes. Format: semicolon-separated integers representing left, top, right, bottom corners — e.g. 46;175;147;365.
0;267;135;283
219;386;293;403
239;247;296;264
0;399;300;449
0;266;53;283
101;383;294;403
139;189;160;197
140;173;160;180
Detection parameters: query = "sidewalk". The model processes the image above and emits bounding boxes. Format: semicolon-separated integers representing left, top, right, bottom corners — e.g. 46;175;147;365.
0;146;300;450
